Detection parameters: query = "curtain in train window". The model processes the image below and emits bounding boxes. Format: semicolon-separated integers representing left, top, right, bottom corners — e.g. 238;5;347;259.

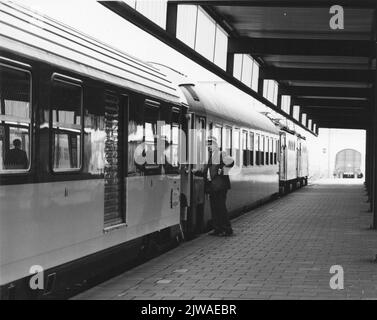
51;77;82;171
249;132;254;166
242;130;248;167
103;93;123;227
233;129;240;166
224;126;232;156
0;65;31;172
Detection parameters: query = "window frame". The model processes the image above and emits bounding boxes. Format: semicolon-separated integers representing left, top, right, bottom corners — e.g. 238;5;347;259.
0;61;33;175
50;73;84;173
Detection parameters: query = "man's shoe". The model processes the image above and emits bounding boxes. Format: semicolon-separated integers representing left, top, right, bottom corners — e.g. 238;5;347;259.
224;230;234;236
209;230;221;236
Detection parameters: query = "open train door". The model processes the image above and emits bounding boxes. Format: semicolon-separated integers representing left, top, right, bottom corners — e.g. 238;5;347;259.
181;113;206;238
279;131;287;194
179;111;191;238
296;138;302;188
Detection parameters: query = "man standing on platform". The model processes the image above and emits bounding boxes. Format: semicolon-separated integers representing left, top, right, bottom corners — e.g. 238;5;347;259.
194;136;234;236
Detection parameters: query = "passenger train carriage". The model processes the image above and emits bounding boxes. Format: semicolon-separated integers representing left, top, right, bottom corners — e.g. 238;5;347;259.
0;2;308;299
279;127;309;194
179;83;280;235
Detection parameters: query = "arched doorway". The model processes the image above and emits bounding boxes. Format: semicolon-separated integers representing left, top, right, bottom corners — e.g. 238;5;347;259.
334;149;362;178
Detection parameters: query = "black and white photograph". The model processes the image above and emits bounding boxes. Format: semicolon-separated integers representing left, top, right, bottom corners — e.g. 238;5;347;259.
0;0;377;308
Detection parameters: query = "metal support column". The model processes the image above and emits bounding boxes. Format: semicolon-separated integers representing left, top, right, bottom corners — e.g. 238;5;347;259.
166;2;178;37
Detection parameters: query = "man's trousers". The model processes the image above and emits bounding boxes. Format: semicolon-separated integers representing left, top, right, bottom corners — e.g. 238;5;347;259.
209;190;232;233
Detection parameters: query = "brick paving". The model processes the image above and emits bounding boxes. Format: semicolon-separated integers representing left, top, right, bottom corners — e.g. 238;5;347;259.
73;180;377;300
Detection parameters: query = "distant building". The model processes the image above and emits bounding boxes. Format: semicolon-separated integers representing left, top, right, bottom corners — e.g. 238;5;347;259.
313;129;366;180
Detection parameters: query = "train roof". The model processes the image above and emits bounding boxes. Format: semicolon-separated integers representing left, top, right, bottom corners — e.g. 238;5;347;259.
0;1;180;104
179;83;280;135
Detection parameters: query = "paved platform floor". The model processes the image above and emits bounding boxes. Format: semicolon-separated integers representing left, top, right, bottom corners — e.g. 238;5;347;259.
73;181;377;300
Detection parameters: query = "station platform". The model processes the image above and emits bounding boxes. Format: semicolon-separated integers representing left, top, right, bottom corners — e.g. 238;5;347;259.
73;180;377;300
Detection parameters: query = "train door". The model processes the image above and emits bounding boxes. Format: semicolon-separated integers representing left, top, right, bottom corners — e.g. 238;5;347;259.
185;114;206;237
279;132;287;182
179;110;191;231
297;139;301;179
103;92;128;228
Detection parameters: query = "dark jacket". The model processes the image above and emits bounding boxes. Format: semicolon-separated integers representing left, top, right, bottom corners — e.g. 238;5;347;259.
196;150;234;193
4;148;28;170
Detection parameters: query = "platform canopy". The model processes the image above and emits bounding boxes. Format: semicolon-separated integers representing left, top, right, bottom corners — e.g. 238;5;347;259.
101;0;376;132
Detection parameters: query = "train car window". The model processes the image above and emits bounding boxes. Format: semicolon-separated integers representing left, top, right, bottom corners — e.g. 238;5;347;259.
160;105;172;171
248;131;254;166
273;138;277;164
224;126;232;156
213;124;222;149
84;88;105;175
195;116;206;168
128;97;144;175
242;130;248;167
0;64;31;173
255;133;260;165
233;129;240;166
170;109;180;169
144;101;160;172
51;76;82;171
260;135;265;165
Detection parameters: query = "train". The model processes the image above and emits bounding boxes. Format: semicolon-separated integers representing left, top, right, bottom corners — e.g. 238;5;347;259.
0;2;308;299
334;149;363;178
